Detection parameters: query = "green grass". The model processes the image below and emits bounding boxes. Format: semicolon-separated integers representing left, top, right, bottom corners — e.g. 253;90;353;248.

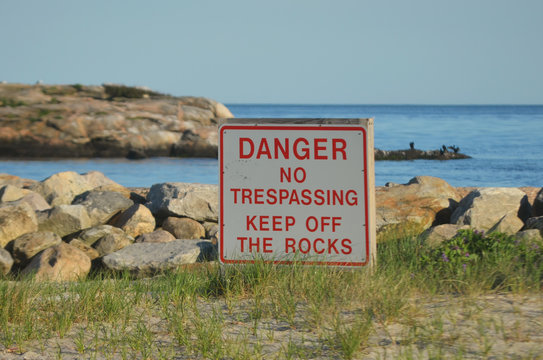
0;230;541;358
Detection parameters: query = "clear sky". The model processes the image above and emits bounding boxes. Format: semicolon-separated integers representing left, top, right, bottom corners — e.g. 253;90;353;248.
1;0;542;104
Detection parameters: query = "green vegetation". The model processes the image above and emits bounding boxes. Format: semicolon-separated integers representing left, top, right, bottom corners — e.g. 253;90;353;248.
0;230;541;358
0;97;26;107
103;84;162;99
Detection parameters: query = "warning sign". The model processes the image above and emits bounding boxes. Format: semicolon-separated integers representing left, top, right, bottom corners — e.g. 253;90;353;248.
219;119;375;266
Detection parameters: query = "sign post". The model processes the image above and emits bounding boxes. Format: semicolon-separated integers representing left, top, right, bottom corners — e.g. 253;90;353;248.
219;119;375;267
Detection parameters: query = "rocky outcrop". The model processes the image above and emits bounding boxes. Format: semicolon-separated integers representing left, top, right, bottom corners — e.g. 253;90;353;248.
37;205;92;237
0;83;233;158
135;230;176;243
375;148;470;161
72;190;133;226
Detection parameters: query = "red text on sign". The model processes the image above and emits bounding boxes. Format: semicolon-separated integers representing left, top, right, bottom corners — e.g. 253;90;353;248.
237;236;273;253
246;215;295;231
285;237;352;255
239;137;347;160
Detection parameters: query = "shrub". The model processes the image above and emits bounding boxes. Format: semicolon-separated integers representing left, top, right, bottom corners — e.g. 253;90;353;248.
103;84;161;99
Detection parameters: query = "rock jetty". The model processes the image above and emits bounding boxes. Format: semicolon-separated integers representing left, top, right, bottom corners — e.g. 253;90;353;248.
0;171;541;281
1;83;472;160
0;83;233;158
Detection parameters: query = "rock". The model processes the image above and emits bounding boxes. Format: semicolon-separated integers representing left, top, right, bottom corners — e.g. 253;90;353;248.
420;224;469;248
135;229;176;243
110;204;155;238
0;83;232;158
12;231;62;265
488;212;525;235
162;217;206;239
0;173;37;188
451;188;530;231
21;243;91;282
514;230;543;247
525;216;543;231
93;230;134;256
72;190;133;226
37;205;92;237
0;202;38;248
534;188;543;217
0;184;31;202
146;183;219;222
8;192;51;212
69;239;100;260
197;240;218;261
203;222;219;242
376;176;460;233
102;239;202;274
77;225;124;246
0;247;14;275
31;171;95;206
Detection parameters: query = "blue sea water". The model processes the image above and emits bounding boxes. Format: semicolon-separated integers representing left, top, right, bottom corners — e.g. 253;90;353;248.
1;105;542;188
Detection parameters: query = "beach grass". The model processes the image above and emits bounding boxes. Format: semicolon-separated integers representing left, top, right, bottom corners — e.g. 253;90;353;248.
0;230;541;359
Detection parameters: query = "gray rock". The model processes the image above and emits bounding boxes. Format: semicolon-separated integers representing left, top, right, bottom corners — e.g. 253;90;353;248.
0;247;14;275
514;229;543;246
93;230;134;256
12;231;62;264
69;239;100;260
77;225;123;246
135;229;176;243
37;205;92;237
534;188;543;217
110;204;155;238
525;216;543;231
146;183;218;222
72;190;133;226
0;202;38;248
102;239;202;274
203;222;220;243
451;188;530;231
21;242;91;282
0;184;30;202
8;192;51;212
162;217;205;239
488;212;525;235
420;224;469;248
197;240;218;261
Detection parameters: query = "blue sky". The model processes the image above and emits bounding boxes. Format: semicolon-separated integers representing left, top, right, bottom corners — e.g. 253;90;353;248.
1;0;542;104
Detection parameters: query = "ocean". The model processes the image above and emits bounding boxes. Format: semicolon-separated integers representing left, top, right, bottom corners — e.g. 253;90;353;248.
1;105;542;188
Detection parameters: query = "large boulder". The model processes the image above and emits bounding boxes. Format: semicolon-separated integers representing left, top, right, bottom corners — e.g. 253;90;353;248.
162;217;205;239
146;183;218;222
376;176;460;233
102;239;203;275
30;171;126;206
37;205;92;237
534;188;543;217
488;212;525;235
68;239;100;260
21;243;91;282
31;171;95;206
0;248;14;275
72;190;133;226
110;204;155;238
0;202;38;248
12;231;62;265
0;173;37;188
451;188;530;231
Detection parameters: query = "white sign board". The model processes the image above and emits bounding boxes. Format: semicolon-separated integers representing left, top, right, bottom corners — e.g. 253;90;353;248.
219;120;375;267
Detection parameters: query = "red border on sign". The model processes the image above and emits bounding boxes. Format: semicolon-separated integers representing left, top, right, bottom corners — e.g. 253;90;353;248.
219;125;370;267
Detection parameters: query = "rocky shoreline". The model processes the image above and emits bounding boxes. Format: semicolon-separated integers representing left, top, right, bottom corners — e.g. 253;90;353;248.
1;171;541;281
1;83;472;160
